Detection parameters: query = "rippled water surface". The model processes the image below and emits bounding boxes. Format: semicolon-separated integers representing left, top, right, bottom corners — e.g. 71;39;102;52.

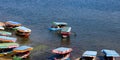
0;0;120;60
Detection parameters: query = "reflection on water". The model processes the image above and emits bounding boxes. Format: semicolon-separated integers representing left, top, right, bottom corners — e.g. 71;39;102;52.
17;37;31;45
60;37;70;46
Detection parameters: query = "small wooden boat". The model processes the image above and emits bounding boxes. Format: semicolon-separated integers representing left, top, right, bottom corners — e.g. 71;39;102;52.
0;26;4;30
51;47;72;60
0;31;12;36
49;22;67;31
61;27;71;38
13;46;33;59
81;51;97;60
0;43;19;56
5;21;21;28
102;49;120;60
0;36;17;43
15;26;31;37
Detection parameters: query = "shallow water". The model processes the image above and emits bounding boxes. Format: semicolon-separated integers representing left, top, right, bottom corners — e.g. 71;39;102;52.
0;0;120;60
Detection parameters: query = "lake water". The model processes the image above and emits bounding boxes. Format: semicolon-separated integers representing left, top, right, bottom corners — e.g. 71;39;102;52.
0;0;120;60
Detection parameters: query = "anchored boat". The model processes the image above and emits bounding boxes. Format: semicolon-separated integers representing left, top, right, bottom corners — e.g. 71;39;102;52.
0;43;19;56
52;47;72;60
61;27;71;38
0;36;17;43
49;22;67;31
5;21;21;28
102;49;120;60
15;26;31;37
13;46;33;58
81;51;97;60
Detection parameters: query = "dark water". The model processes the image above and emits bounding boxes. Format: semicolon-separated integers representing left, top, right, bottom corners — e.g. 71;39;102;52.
0;0;120;60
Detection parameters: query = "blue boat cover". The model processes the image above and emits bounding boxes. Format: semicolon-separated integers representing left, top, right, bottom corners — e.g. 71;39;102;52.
102;49;120;57
0;26;4;30
54;47;71;52
15;26;31;32
82;51;97;57
0;36;17;42
14;46;32;50
49;28;62;31
53;22;67;26
7;21;21;25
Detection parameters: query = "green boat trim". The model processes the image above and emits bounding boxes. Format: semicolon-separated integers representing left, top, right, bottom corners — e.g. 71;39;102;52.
0;31;12;36
13;55;22;60
0;43;19;48
0;43;19;56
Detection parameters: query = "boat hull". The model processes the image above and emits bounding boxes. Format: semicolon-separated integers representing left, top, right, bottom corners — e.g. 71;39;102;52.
5;25;20;29
13;52;30;59
61;32;71;38
16;31;30;37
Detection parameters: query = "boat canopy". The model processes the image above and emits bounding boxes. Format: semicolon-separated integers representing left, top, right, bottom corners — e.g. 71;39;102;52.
61;27;71;32
0;36;17;42
6;21;21;25
0;26;4;30
53;22;67;26
82;51;97;57
13;46;33;53
102;49;120;57
15;26;31;32
0;43;19;48
52;47;72;54
0;31;12;36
